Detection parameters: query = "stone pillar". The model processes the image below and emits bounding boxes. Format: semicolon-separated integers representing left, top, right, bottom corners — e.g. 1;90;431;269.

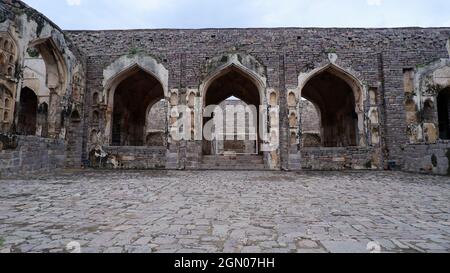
278;53;290;170
287;89;302;170
166;89;181;169
184;89;202;169
48;89;60;138
266;88;281;170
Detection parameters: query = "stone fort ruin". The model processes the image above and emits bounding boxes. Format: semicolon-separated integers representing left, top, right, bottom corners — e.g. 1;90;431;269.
1;0;450;176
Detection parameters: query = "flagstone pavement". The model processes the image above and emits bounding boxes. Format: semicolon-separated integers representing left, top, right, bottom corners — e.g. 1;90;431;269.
0;170;449;253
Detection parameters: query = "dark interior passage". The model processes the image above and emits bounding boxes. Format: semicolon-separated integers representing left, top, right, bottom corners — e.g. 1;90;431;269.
438;88;450;140
112;69;164;146
302;70;358;147
17;87;38;136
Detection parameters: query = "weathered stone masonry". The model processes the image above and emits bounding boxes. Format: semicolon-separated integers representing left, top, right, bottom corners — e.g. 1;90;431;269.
1;0;450;176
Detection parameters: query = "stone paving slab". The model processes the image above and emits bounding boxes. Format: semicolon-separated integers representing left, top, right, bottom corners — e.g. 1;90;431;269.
0;170;449;253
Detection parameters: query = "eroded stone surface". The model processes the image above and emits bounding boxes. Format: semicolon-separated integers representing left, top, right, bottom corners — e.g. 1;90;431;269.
0;170;449;253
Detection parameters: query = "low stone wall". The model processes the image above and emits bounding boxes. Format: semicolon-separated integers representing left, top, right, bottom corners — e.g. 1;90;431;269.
403;142;450;176
301;147;377;171
0;134;65;178
103;146;167;169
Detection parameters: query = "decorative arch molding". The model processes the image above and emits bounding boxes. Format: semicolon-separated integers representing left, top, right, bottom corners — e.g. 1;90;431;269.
28;36;68;95
296;62;368;147
0;31;19;63
415;58;450;97
409;58;450;143
102;54;168;146
199;52;268;106
297;63;366;111
103;54;169;104
195;52;277;168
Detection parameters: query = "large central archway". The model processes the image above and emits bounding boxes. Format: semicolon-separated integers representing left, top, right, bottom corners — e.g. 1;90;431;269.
203;67;262;155
111;69;164;146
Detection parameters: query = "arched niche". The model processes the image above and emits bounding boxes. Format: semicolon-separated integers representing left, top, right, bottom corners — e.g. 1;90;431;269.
17;87;38;136
0;32;18;78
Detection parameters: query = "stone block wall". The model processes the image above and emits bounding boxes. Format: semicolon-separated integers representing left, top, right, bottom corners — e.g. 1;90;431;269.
403;142;450;175
3;1;450;175
103;146;166;169
65;28;450;172
301;147;376;171
0;135;65;178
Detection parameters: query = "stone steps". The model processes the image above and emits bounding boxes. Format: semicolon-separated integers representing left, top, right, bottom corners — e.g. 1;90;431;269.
200;155;265;170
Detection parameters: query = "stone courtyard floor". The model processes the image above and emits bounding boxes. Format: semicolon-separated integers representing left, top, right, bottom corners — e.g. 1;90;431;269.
0;170;449;253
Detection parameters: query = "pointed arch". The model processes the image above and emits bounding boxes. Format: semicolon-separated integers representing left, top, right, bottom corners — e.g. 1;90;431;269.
102;55;168;146
200;54;267;106
28;37;68;94
298;63;365;111
199;53;268;156
103;54;169;104
298;63;366;147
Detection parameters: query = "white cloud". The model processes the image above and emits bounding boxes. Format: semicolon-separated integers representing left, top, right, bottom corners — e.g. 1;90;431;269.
66;0;81;6
115;0;173;12
367;0;383;6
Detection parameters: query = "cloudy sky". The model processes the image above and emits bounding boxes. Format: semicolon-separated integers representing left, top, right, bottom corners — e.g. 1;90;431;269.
22;0;450;30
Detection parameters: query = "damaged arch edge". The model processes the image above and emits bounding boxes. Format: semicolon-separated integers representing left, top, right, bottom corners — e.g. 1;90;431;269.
102;54;169;99
199;55;268;102
200;52;267;94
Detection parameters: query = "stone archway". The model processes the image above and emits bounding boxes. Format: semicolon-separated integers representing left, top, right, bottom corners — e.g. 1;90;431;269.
298;64;366;147
111;69;165;146
102;55;169;146
25;37;68;138
202;67;262;155
198;53;271;168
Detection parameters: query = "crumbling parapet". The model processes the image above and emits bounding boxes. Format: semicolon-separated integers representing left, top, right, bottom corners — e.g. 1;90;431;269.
1;0;86;170
407;57;450;144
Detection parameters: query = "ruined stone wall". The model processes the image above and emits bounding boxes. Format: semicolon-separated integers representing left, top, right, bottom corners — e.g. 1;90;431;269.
65;27;450;171
403;142;450;175
0;0;87;174
301;147;376;171
146;100;166;132
3;1;450;173
104;146;166;169
0;134;65;178
301;99;320;133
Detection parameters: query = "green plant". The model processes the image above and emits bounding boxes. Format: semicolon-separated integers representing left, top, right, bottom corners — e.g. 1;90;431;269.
27;47;40;58
128;47;141;56
326;47;337;54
